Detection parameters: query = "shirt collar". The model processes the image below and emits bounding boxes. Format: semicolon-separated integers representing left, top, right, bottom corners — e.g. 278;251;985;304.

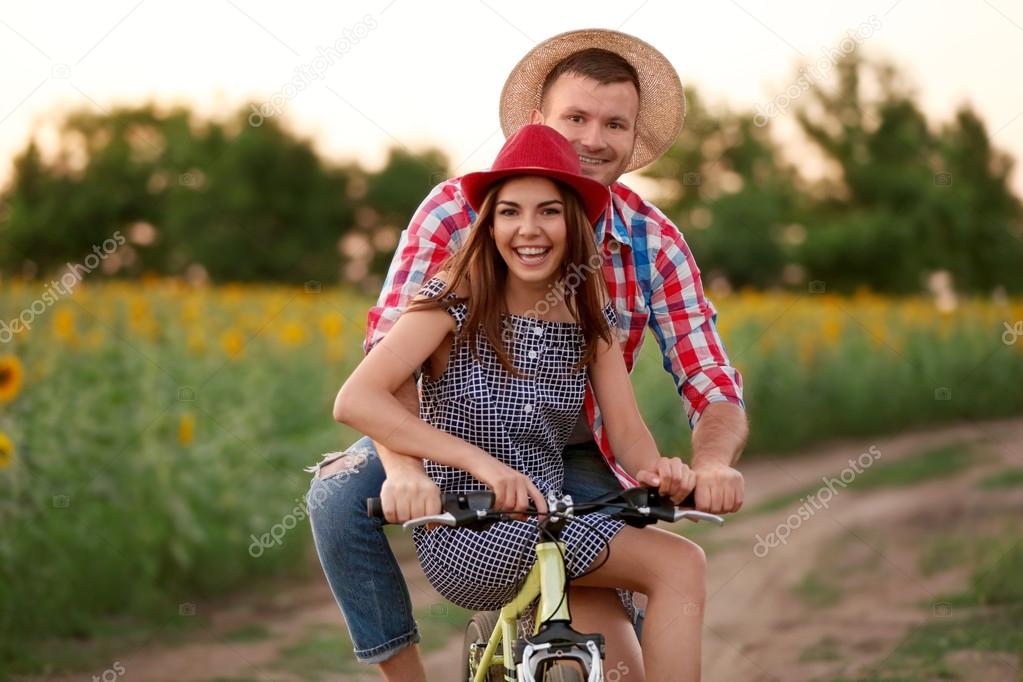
598;184;631;247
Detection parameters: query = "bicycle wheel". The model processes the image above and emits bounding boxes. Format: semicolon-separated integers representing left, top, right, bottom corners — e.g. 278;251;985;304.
543;662;586;681
462;610;504;681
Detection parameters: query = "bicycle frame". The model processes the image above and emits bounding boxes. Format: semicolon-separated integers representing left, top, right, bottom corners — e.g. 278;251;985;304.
472;540;602;682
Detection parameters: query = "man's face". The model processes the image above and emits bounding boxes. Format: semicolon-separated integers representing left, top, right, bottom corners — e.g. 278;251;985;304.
529;73;639;187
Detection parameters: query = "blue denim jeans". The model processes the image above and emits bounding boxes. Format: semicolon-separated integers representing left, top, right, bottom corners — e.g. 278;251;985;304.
305;436;629;664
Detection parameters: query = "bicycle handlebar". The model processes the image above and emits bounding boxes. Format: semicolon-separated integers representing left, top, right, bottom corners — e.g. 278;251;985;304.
367;487;725;530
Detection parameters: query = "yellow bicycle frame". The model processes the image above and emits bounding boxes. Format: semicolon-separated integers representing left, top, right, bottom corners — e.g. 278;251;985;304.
472;540;571;682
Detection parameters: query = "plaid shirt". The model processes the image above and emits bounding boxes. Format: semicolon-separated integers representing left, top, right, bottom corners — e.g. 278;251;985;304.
364;179;744;487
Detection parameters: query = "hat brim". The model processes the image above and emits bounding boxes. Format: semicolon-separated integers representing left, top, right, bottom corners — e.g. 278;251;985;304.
461;167;610;225
500;29;685;173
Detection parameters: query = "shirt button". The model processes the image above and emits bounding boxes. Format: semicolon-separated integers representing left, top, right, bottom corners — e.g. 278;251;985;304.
528;350;538;359
608;241;620;252
533;326;544;336
523;403;533;413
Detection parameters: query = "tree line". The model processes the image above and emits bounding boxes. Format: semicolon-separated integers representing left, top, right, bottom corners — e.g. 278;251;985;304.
2;50;1020;294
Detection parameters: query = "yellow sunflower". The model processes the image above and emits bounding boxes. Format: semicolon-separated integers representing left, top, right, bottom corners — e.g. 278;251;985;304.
221;329;245;358
0;431;14;470
0;355;24;404
178;412;195;446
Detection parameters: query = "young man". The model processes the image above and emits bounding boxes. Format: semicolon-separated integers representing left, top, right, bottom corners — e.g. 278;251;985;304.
307;29;748;682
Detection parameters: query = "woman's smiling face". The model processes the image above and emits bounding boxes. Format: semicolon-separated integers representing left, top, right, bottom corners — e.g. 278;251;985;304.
491;176;568;288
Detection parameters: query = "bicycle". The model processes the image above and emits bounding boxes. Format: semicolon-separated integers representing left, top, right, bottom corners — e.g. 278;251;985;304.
368;486;725;681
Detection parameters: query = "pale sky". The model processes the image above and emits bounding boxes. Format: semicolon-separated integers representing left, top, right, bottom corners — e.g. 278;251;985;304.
3;0;1023;197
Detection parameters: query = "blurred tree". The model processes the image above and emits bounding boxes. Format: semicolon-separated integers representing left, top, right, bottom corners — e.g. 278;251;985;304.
641;88;800;290
3;60;1020;294
0;102;451;287
359;147;450;286
795;50;1023;293
0;103;358;284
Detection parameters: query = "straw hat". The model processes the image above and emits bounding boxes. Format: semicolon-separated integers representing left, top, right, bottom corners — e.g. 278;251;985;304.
461;124;610;224
499;29;685;173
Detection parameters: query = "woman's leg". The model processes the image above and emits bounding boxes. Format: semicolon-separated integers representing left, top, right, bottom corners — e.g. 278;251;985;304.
567;586;644;682
573;526;706;682
561;440;646;678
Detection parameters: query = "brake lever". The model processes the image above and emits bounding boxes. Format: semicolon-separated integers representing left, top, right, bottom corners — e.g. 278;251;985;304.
402;512;458;529
673;509;725;525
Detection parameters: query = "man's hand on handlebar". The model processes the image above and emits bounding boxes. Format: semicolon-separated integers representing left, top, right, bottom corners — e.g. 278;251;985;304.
379;465;442;524
692;462;744;514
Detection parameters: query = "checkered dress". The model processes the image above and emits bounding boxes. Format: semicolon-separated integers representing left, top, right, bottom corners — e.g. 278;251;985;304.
411;275;627;612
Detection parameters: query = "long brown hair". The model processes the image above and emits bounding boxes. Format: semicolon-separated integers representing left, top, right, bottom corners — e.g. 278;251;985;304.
407;176;613;376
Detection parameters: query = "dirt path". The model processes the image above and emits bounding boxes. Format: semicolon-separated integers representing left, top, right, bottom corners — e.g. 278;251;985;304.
699;417;1023;681
18;417;1023;682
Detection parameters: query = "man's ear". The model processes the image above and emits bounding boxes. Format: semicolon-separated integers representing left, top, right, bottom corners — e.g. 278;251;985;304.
528;108;545;125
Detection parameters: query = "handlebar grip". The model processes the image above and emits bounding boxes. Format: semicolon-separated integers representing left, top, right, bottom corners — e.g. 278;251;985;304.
367;497;385;520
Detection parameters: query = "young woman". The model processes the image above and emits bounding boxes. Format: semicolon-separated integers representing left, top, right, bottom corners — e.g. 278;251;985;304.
333;124;707;681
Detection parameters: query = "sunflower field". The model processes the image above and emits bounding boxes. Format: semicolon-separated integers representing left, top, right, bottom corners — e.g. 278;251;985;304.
1;277;1022;662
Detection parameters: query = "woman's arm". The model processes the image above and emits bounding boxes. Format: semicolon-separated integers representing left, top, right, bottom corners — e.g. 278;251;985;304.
589;334;695;502
332;289;547;513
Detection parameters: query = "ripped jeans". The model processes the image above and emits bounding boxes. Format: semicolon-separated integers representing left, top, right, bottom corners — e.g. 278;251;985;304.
305;436;631;664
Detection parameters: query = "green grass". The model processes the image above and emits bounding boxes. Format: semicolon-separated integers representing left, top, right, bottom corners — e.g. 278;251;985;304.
978;467;1023;490
0;609;208;679
264;602;471;680
745;444;977;521
969;535;1023;605
862;527;1023;680
269;626;360;680
746;484;823;515
851;444;976;491
861;603;1023;681
792;573;844;608
217;623;273;643
917;533;977;577
414;602;474;654
800;636;843;662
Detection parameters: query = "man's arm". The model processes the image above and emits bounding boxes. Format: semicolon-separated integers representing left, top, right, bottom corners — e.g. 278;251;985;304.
645;219;747;512
691;401;748;468
689;401;747;512
372;379;441;522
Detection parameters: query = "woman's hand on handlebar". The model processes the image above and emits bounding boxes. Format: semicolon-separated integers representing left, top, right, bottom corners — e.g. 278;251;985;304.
635;456;697;506
469;452;548;517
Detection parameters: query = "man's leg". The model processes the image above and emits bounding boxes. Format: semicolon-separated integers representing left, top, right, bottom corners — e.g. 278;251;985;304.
562;440;645;678
306;436;425;679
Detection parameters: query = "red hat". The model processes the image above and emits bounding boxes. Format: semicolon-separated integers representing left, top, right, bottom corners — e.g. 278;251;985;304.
461;124;610;224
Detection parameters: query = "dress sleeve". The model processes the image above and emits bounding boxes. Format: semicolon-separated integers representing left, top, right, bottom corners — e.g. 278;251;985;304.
415;275;469;334
602;300;619;332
